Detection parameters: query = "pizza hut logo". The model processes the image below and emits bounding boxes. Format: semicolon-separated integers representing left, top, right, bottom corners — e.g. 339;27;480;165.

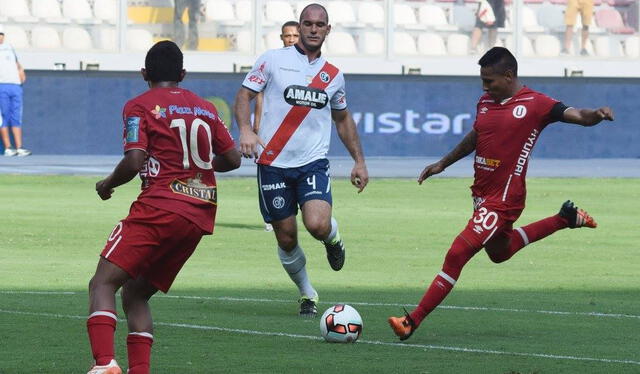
319;71;330;83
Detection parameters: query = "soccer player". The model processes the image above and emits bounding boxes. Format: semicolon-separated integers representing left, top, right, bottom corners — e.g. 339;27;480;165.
254;20;300;232
233;4;368;317
388;47;614;341
86;41;240;374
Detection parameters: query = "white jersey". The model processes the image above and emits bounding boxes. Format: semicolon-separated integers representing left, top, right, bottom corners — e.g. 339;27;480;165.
0;43;21;85
242;45;347;168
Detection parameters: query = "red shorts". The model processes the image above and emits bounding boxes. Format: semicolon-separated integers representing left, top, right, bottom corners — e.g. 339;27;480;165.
459;205;519;249
100;201;204;293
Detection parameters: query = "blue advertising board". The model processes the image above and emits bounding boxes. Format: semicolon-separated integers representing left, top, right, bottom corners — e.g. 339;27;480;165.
20;71;640;158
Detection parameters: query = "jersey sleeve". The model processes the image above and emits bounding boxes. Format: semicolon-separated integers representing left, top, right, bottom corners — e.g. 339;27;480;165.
330;72;347;111
242;51;271;93
122;101;148;154
537;93;561;127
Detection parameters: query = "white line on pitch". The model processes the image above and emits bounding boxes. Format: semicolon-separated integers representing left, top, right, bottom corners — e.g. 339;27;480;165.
0;308;638;366
2;290;639;320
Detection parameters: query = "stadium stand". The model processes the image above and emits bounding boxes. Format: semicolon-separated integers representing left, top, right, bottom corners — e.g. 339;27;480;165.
62;26;93;50
417;33;447;55
31;26;62;49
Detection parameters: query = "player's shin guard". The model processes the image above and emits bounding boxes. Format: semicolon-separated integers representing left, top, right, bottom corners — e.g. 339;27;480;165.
278;245;317;298
410;235;478;327
87;310;118;366
126;332;153;374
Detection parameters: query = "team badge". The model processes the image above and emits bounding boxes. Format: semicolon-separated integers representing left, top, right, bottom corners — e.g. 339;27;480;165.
319;71;330;83
513;105;527;119
272;196;285;209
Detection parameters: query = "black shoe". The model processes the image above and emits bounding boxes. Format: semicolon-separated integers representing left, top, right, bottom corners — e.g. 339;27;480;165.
324;238;345;271
299;297;318;317
559;200;597;229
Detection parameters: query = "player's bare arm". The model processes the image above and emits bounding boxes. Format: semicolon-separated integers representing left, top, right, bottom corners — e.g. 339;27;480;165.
233;87;265;158
418;129;477;184
95;149;146;200
562;106;614;126
214;148;242;172
332;108;369;193
253;92;264;134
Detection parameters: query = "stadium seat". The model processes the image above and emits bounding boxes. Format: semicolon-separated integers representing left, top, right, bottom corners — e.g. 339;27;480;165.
327;1;363;27
361;31;385;54
0;0;38;23
394;4;427;30
522;6;544;32
534;34;561;56
394;32;418;54
357;1;385;28
417;33;447;55
624;35;640;57
591;36;624;57
32;0;70;24
447;33;471;55
265;1;295;25
3;25;30;49
94;0;118;24
236;30;252;52
63;0;98;24
31;26;62;49
236;0;253;23
418;5;458;31
126;29;153;51
265;30;283;50
595;8;635;34
99;27;117;50
205;0;244;26
452;5;476;32
505;35;535;56
326;31;358;55
537;5;566;32
62;27;93;50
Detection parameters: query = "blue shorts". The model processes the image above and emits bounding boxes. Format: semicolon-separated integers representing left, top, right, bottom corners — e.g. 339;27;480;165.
0;84;23;128
257;158;332;223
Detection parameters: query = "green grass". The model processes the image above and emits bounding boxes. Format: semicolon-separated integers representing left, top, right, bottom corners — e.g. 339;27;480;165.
0;175;639;373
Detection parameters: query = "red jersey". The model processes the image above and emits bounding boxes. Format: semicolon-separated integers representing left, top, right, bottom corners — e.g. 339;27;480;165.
471;87;562;217
122;87;235;233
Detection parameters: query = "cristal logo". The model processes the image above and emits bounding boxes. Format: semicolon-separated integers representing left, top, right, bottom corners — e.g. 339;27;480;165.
513;105;527;119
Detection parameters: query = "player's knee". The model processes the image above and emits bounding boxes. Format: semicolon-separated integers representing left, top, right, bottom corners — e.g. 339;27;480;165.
303;218;330;240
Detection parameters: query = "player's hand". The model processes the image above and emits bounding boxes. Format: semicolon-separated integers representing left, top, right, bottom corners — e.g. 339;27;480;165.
239;130;266;158
96;179;114;200
418;162;445;184
595;107;614;121
351;162;369;193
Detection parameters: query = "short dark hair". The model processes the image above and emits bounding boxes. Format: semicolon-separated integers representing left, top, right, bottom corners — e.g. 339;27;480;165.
282;21;299;32
478;47;518;77
145;40;183;82
299;3;328;24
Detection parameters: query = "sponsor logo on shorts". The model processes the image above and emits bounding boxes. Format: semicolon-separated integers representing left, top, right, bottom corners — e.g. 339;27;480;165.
473;224;483;234
125;117;140;143
261;182;286;191
170;174;217;204
304;191;322;197
272;196;285;209
283;85;328;109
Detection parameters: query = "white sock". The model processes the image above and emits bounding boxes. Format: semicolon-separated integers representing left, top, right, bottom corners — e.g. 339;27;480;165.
323;217;339;244
278;245;317;298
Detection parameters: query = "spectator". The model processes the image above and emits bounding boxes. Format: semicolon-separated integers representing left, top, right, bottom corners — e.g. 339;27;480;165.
469;0;506;54
562;0;594;55
0;25;30;156
174;0;202;50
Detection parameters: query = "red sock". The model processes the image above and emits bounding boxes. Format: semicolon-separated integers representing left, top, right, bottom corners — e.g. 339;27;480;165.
87;310;117;366
127;332;153;374
410;235;480;326
494;214;569;262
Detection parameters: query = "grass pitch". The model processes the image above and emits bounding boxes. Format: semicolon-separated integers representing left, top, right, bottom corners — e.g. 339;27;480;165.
0;175;638;373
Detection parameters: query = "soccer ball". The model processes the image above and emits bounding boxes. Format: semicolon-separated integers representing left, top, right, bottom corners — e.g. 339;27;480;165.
320;304;363;343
